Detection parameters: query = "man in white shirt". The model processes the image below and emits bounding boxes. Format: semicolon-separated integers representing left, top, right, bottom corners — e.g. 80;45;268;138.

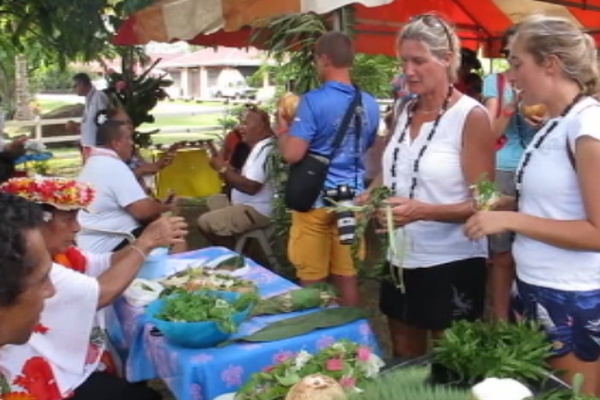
73;73;109;163
198;106;274;246
77;120;176;253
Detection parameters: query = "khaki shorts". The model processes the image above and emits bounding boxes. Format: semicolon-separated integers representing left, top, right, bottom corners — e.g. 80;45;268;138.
288;208;364;281
490;170;516;253
197;194;269;236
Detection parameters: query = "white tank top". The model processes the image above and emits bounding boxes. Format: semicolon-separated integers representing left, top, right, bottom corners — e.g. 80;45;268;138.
514;97;600;291
382;95;488;268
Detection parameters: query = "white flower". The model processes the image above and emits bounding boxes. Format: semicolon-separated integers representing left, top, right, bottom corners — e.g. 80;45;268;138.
358;353;385;378
97;113;108;125
292;350;312;371
331;342;346;351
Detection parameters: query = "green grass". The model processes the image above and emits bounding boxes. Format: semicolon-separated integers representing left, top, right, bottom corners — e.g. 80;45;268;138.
37;99;81;113
145;112;222;128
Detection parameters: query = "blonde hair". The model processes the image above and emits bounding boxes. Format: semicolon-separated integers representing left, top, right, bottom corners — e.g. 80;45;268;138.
514;15;600;97
397;15;461;82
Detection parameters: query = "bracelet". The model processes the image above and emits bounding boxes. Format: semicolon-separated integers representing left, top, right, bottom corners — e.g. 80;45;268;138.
218;165;228;174
130;244;148;260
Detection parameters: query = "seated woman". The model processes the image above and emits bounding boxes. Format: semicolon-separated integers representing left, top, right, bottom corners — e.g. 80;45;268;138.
0;176;187;400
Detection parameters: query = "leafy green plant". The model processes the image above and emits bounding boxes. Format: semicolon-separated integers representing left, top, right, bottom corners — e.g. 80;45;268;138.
536;374;598;400
103;48;173;148
250;13;328;94
349;367;468;400
236;339;384;400
156;290;254;333
432;320;552;385
471;173;501;211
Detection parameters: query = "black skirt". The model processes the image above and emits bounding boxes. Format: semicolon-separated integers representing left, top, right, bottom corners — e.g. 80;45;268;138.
379;257;487;330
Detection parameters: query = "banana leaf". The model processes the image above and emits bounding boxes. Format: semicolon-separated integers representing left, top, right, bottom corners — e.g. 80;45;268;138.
215;255;245;271
217;307;368;347
250;284;337;316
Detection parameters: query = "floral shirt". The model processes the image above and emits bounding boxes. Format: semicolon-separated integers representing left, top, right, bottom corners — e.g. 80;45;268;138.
0;249;112;399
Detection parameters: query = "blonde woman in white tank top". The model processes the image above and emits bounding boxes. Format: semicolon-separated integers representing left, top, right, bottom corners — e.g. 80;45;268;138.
358;15;495;359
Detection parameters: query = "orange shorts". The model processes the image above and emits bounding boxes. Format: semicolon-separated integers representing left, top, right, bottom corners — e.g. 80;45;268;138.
288;208;364;281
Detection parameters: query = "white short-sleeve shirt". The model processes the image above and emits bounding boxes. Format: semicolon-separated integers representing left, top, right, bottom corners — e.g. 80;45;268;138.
77;149;148;253
514;97;600;291
231;138;274;217
81;88;109;147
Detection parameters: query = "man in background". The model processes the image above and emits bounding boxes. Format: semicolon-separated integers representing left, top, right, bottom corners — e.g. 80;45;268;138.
71;73;109;163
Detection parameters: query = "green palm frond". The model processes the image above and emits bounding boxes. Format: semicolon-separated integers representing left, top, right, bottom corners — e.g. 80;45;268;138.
250;13;329;94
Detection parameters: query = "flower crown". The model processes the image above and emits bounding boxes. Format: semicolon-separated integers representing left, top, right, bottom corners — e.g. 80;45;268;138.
0;177;96;211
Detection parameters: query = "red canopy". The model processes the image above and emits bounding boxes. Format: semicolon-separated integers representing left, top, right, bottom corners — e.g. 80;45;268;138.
114;0;600;57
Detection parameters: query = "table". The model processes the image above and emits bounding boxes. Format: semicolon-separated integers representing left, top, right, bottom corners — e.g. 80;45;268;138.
110;247;379;400
153;148;222;198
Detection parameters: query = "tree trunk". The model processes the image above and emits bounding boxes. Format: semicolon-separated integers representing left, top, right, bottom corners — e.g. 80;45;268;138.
14;54;33;121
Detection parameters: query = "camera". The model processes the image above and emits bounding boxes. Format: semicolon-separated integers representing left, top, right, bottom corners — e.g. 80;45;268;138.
324;184;357;245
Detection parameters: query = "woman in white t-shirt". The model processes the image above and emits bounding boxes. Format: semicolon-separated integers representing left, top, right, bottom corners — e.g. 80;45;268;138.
465;16;600;395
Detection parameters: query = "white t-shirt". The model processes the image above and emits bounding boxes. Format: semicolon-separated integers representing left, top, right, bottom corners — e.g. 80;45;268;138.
231;138;274;217
81;88;109;147
77;149;148;253
382;95;488;268
513;97;600;291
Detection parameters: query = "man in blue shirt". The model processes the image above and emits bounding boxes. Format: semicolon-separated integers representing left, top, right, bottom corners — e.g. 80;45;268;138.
277;31;380;306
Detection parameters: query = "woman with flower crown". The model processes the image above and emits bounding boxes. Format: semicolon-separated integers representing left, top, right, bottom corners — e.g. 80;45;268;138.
0;176;188;400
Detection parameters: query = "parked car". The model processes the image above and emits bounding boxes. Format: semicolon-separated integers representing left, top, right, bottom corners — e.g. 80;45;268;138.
210;81;257;99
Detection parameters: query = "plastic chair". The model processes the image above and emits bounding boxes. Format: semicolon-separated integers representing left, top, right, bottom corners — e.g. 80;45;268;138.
234;225;281;272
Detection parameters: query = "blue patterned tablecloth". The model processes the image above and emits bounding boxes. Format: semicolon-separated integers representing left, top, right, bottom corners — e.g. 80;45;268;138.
110;247;379;400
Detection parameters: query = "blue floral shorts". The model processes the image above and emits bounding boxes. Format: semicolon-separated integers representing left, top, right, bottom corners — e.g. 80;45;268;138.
513;279;600;362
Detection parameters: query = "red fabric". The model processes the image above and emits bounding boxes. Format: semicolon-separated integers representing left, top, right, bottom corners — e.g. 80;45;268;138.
53;247;87;273
495;72;508;151
223;130;242;162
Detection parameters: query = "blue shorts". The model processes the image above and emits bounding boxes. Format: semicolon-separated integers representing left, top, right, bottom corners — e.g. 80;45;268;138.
513;278;600;362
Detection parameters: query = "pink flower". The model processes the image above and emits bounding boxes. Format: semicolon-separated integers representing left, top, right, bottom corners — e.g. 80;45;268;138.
316;335;335;349
357;346;371;362
221;365;244;387
272;350;293;364
326;358;344;371
115;81;127;91
340;376;356;388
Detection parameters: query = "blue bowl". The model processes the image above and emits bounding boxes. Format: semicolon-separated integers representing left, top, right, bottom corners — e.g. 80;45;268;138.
146;290;252;348
137;247;169;280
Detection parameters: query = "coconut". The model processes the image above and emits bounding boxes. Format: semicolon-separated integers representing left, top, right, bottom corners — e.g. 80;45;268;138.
285;374;346;400
471;378;533;400
521;103;547;120
278;92;300;123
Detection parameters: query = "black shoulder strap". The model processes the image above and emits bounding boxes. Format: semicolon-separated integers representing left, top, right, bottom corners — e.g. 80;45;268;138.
565;103;600;170
328;86;362;159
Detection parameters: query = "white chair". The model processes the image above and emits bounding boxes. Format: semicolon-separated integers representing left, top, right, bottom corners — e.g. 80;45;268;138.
234;225;282;271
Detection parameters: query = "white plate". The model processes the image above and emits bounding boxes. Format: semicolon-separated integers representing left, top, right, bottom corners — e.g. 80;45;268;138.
213;393;236;400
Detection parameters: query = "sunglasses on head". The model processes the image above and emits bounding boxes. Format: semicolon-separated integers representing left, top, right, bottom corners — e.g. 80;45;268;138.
410;14;455;54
